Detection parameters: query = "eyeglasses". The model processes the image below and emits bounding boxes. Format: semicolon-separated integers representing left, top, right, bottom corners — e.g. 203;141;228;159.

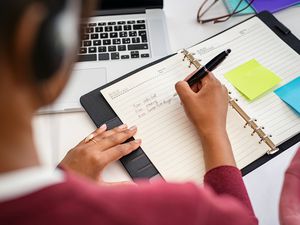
197;0;255;24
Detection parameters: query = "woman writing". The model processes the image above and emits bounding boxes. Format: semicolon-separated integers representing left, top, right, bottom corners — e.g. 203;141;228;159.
0;1;257;224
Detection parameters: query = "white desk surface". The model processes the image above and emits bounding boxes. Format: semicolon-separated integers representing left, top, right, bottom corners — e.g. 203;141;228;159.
33;1;300;225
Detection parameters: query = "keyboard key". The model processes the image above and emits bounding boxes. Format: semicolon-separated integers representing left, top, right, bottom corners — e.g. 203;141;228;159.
131;51;139;58
113;39;121;45
83;41;92;46
91;34;99;39
110;32;118;38
141;37;148;43
137;20;145;23
139;33;148;43
127;21;135;24
122;38;131;44
121;55;130;59
93;40;101;46
141;53;150;58
108;46;117;52
98;22;106;26
129;31;137;37
83;34;89;40
138;31;147;36
79;48;87;54
88;47;97;53
118;45;126;51
119;32;127;38
111;52;120;60
103;39;111;45
99;53;110;60
100;33;108;39
108;22;116;25
105;26;113;32
128;44;148;50
118;21;126;25
86;27;94;33
95;27;103;32
78;54;97;62
124;25;132;31
98;46;107;52
133;24;146;30
89;23;97;27
114;26;122;31
132;37;140;43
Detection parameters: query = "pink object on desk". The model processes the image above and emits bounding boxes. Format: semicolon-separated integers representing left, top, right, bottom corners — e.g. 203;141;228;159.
280;148;300;225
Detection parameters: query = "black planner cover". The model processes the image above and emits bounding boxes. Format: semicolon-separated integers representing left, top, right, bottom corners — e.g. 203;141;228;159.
80;11;300;179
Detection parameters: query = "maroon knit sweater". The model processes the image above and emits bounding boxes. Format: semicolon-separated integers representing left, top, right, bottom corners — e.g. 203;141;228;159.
0;166;258;225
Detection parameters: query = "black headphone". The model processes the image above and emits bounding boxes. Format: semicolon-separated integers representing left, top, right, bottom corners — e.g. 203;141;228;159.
32;0;82;82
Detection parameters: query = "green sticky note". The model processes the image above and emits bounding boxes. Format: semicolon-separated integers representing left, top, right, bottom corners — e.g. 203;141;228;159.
224;59;282;100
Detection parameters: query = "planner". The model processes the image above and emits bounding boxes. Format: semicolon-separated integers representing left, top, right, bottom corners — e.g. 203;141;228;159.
81;12;300;182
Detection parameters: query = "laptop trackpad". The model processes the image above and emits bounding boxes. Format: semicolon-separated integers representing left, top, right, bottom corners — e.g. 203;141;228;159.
55;67;107;108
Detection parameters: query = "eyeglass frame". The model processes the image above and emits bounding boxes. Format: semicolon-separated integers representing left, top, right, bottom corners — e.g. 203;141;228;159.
197;0;255;24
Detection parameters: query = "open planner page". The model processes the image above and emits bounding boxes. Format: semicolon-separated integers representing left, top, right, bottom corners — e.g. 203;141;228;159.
188;16;300;146
101;53;269;183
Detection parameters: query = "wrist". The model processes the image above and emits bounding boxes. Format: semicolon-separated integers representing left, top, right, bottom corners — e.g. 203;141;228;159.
197;126;228;142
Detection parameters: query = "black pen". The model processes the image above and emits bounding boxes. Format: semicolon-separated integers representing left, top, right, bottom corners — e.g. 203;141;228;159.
187;49;231;86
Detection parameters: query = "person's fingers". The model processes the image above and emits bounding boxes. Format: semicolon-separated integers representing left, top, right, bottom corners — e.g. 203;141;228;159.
78;124;108;146
96;124;128;139
175;81;194;104
190;84;199;93
183;69;200;81
100;139;142;165
94;126;138;150
200;72;215;85
94;124;108;135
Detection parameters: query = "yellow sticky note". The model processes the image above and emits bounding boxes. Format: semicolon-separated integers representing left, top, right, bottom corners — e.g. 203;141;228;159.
224;59;282;100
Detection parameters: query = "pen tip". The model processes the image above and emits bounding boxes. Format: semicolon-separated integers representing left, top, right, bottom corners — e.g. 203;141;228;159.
226;49;231;54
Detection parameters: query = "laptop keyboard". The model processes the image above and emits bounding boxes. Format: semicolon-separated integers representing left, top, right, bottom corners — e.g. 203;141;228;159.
79;19;150;62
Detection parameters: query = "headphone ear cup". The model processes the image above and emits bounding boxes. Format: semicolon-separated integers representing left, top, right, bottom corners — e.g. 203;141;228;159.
33;15;64;82
32;0;81;82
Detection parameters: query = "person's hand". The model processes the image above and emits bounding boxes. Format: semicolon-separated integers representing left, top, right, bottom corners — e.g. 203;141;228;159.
59;124;141;185
175;73;229;138
175;73;235;170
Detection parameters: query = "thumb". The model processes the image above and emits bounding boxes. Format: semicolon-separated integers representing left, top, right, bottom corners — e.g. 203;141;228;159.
175;81;194;104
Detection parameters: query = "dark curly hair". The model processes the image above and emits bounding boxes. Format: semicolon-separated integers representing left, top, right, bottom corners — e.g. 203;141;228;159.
0;0;96;53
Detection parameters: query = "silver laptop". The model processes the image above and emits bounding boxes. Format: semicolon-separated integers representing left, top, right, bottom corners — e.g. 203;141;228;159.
40;0;170;114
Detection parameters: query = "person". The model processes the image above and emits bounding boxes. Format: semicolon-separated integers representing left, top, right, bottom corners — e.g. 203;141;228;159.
0;1;258;224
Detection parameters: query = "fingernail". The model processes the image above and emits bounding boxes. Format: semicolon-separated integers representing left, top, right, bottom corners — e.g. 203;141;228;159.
118;124;128;129
99;124;107;130
134;139;142;144
129;125;137;131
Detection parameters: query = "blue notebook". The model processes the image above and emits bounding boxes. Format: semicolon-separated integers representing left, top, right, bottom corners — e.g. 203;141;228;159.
224;0;300;15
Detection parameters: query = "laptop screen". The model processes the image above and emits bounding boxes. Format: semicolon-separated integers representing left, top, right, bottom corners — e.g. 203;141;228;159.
98;0;163;10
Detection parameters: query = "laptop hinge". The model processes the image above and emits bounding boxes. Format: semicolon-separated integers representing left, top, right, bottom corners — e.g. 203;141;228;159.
93;8;146;17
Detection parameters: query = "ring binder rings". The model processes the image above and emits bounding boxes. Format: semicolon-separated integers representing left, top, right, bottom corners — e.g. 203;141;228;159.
179;49;280;155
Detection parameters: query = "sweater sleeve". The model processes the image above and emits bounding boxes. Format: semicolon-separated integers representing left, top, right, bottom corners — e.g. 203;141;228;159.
280;148;300;225
204;166;255;216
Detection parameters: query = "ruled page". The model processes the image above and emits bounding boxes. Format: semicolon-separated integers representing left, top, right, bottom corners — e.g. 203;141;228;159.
188;16;300;145
101;54;268;183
